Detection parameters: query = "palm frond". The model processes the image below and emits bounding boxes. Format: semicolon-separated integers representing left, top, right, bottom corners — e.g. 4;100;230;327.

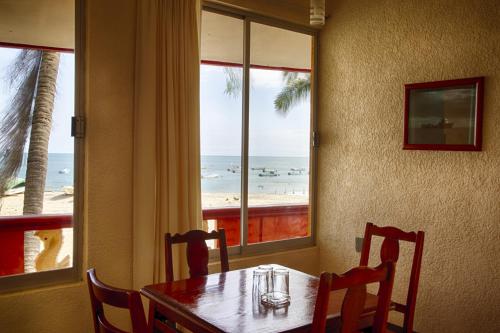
282;71;299;85
274;76;310;114
0;50;42;195
223;67;242;98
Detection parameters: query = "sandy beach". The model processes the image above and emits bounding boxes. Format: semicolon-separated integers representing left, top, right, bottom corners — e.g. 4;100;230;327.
202;192;308;208
0;191;74;216
0;191;308;215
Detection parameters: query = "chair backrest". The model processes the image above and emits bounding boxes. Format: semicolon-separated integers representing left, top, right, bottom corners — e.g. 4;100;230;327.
312;262;396;333
359;223;425;333
164;229;229;282
87;268;148;333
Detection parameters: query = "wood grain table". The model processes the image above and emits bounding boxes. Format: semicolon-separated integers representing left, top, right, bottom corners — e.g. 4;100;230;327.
141;265;382;333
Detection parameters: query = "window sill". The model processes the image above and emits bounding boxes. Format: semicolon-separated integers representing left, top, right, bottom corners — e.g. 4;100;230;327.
208;245;319;276
0;268;82;294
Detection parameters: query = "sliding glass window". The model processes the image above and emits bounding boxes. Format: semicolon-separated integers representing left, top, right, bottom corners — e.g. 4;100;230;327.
200;7;316;254
0;0;82;291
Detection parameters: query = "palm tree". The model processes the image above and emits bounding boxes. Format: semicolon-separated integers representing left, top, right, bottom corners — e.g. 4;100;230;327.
274;72;311;114
0;50;60;272
223;67;311;114
23;52;60;215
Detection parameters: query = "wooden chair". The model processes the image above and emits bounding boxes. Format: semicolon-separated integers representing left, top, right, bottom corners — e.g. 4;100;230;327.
164;229;229;282
360;223;425;333
87;268;148;333
156;230;229;332
312;262;396;333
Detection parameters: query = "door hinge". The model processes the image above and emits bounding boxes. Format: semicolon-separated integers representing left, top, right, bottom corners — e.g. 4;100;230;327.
71;116;86;138
312;131;320;148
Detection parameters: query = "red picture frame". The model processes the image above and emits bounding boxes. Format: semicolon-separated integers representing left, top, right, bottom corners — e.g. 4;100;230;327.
403;77;484;151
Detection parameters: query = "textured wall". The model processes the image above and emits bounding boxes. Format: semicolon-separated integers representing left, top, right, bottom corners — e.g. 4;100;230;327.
209;247;319;276
0;0;137;332
318;0;500;332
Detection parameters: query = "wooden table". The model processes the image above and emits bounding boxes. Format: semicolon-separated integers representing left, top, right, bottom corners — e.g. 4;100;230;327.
141;265;381;333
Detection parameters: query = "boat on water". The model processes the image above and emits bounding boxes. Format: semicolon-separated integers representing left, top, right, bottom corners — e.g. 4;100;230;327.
288;167;306;175
227;164;240;173
58;168;70;174
259;169;279;177
202;173;221;179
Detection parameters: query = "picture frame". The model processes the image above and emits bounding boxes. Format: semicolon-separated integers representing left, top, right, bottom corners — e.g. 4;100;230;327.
403;77;484;151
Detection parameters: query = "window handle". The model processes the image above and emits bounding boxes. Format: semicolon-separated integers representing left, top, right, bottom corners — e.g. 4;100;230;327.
71;116;85;138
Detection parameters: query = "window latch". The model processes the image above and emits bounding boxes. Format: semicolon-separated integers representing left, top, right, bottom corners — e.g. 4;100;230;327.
71;116;86;138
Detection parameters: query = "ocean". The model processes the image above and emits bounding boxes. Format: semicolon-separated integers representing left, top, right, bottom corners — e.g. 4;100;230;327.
15;154;310;195
17;153;74;191
201;155;309;195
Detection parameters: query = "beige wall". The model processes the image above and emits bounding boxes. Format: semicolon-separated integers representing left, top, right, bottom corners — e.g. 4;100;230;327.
317;0;500;332
0;0;137;331
209;247;319;276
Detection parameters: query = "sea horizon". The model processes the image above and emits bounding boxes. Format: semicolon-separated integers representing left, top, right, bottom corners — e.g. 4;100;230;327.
15;154;310;195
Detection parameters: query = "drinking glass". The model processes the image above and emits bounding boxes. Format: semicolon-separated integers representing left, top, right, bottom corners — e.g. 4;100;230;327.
253;269;270;299
258;265;273;292
261;268;290;307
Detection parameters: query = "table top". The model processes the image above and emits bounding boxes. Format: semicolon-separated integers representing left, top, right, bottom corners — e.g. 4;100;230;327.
141;265;380;333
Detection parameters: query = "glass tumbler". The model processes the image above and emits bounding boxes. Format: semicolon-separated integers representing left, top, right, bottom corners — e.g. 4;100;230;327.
262;268;290;307
258;265;274;292
253;269;270;299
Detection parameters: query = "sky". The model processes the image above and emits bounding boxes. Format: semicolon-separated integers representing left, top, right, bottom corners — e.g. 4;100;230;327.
0;48;311;157
200;65;311;157
0;47;74;154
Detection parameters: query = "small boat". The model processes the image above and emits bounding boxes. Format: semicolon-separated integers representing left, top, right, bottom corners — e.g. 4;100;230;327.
421;118;454;129
259;169;279;177
288;167;306;175
201;173;220;179
59;168;70;174
227;164;240;173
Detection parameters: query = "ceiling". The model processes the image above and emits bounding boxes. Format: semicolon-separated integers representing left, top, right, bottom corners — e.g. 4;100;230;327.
0;0;74;49
0;0;324;60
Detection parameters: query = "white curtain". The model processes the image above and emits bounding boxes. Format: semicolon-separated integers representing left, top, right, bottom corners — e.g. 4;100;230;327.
133;0;202;289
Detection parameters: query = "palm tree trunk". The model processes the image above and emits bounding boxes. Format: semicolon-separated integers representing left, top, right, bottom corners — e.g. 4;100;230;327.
23;51;60;272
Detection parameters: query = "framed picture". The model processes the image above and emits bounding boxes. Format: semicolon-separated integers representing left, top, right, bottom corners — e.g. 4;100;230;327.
403;77;484;151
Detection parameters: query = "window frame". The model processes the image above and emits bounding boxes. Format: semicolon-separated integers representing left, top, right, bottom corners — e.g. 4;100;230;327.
0;0;85;293
201;2;319;258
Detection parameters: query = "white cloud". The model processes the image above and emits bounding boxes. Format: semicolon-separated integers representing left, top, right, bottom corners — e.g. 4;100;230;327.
250;69;283;89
